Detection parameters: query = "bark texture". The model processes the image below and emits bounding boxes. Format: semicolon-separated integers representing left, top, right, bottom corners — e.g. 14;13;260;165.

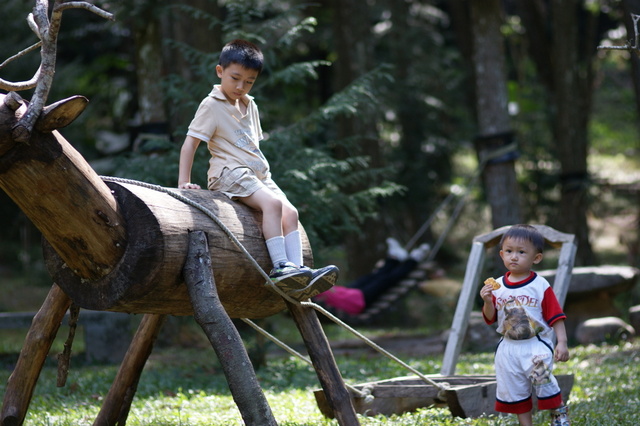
94;314;166;426
470;0;522;228
1;284;72;426
44;182;312;318
516;0;599;264
184;231;277;426
0;94;127;280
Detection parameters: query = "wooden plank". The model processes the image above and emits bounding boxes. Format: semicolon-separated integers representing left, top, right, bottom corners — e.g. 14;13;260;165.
447;374;574;418
347;375;496;387
446;379;497;418
314;375;498;418
315;374;574;419
440;241;485;375
553;240;577;307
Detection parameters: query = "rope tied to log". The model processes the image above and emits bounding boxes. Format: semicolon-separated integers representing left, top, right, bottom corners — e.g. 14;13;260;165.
99;176;451;397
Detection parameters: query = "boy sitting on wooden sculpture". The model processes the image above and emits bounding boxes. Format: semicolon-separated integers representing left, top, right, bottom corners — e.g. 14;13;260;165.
178;39;337;301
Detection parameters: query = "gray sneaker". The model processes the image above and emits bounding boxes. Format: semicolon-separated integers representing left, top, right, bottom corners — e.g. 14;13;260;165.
287;265;339;301
268;262;312;292
550;405;570;426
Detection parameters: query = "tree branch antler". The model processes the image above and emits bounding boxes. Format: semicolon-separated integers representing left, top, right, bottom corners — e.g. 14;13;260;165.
0;0;115;143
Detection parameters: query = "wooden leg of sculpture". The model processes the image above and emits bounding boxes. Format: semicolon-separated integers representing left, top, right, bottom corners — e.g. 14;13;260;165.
184;230;277;426
286;302;360;426
93;313;166;426
1;284;72;426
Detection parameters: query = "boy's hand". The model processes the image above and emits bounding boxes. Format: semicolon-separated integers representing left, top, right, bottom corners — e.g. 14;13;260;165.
554;341;570;362
479;283;494;304
179;182;201;189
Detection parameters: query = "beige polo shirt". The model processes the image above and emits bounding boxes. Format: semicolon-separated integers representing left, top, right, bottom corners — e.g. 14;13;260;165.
187;85;269;185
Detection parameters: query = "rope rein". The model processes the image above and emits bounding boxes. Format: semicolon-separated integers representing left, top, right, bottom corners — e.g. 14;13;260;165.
100;175;449;396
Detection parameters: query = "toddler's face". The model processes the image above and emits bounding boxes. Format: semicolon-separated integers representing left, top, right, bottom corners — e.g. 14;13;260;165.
216;63;259;103
499;237;543;280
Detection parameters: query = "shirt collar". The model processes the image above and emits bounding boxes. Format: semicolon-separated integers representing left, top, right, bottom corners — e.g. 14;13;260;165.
208;84;253;104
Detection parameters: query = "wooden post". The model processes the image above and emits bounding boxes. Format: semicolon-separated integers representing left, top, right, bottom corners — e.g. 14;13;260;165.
93;314;166;426
286;302;360;426
440;241;486;376
183;230;277;426
1;284;72;426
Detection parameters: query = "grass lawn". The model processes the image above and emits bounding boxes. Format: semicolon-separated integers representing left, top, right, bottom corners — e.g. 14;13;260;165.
1;318;639;425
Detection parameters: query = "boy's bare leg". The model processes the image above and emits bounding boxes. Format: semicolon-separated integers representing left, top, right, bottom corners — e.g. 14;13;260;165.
517;411;533;426
240;188;284;239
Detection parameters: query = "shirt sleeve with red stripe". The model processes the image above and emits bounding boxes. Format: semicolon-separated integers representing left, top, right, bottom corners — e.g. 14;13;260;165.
542;286;566;326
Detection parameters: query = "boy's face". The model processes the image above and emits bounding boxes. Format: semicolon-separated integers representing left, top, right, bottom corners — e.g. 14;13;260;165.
499;236;543;280
216;63;259;103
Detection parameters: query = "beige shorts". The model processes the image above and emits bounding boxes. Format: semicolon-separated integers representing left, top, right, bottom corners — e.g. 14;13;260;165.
208;167;285;200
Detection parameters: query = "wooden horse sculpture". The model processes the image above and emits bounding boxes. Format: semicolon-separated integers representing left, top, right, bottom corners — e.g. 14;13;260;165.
0;2;359;425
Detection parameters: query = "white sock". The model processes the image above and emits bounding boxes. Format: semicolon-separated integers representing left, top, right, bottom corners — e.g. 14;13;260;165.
409;243;431;262
284;230;303;267
266;236;288;267
386;238;408;261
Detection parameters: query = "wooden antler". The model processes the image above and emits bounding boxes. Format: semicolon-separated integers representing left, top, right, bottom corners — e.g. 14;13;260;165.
0;1;114;142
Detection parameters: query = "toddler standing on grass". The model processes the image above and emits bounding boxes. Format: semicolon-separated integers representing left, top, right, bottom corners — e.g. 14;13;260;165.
480;224;570;426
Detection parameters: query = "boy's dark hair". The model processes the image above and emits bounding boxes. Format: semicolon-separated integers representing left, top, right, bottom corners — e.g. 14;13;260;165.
500;224;545;253
219;39;264;74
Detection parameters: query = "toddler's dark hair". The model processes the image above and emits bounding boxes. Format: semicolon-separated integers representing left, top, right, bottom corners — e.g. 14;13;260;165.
219;39;264;74
500;224;545;253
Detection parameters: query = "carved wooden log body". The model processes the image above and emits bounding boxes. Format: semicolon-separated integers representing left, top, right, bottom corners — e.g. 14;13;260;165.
44;182;312;318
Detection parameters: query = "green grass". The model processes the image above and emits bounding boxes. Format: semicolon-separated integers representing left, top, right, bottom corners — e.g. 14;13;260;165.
1;325;639;425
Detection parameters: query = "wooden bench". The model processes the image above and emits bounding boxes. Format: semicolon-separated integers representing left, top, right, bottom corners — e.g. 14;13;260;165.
539;265;639;339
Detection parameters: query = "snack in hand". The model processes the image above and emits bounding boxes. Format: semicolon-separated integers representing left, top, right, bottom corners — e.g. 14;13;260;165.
484;277;501;290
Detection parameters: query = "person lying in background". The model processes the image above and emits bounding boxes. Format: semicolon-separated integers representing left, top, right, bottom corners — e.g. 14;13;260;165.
314;238;430;315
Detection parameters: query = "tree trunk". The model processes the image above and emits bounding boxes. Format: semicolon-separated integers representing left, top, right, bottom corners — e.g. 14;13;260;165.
184;231;277;426
132;9;167;125
516;0;598;265
470;0;522;229
387;0;450;244
330;0;385;277
549;0;596;265
621;1;640;135
163;0;222;130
